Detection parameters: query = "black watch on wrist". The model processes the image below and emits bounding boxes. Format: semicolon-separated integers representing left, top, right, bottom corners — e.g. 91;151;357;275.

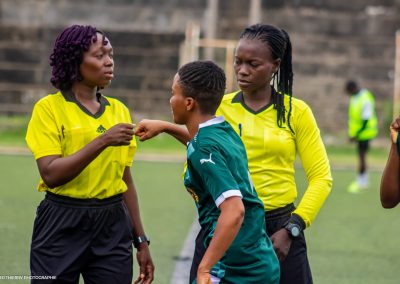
283;213;305;239
133;235;150;248
284;222;301;238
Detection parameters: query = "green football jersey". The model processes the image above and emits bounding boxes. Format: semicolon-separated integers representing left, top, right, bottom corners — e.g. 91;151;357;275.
184;116;280;283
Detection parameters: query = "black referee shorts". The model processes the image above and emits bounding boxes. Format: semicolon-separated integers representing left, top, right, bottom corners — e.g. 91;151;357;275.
265;204;313;284
30;192;133;284
189;225;208;283
357;140;370;153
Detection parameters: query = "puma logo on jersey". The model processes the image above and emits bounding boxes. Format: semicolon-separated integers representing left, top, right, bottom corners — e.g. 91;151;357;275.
200;153;215;165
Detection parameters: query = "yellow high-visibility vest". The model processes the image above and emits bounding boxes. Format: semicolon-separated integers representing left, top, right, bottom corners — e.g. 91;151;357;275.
348;89;378;140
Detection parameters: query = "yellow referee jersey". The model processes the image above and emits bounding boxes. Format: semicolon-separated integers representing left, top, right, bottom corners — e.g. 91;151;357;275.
216;91;332;227
26;90;137;199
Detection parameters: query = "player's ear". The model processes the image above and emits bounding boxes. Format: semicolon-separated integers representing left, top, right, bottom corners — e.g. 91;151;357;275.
186;97;195;111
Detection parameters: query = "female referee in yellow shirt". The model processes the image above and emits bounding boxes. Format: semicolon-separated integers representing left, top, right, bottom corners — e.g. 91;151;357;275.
135;24;332;284
26;25;154;284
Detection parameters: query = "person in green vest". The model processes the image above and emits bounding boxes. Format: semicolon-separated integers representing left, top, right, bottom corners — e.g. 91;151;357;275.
345;80;378;193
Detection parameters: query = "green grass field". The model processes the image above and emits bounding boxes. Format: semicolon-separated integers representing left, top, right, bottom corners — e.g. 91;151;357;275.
1;117;400;283
0;115;31;147
296;168;400;284
1;153;400;283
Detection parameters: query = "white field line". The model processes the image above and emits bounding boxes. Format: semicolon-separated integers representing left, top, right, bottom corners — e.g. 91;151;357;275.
170;219;200;284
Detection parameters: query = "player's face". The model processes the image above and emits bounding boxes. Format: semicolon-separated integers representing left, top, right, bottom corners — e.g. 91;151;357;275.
234;38;280;93
79;33;114;89
170;74;189;124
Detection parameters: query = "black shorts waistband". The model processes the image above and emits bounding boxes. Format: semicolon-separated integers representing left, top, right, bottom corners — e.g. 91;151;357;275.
45;191;123;208
265;203;295;219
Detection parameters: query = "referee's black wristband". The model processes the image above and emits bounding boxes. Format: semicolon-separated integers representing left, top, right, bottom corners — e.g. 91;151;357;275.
133;235;150;248
285;213;306;231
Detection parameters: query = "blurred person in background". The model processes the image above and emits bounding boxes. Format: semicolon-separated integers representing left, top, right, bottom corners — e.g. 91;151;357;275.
380;116;400;208
345;80;378;194
26;25;154;284
136;23;332;284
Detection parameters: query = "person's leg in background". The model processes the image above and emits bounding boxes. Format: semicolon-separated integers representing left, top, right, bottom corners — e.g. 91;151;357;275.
357;140;369;189
348;140;370;193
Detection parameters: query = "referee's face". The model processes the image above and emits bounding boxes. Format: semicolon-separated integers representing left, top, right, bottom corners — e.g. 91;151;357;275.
234;38;279;94
80;33;114;89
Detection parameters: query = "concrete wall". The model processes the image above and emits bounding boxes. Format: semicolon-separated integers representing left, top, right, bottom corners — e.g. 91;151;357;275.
0;0;200;119
0;25;184;119
218;1;400;134
0;0;206;31
0;0;399;134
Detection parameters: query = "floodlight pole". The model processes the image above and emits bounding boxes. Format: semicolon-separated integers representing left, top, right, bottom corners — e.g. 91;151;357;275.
204;0;218;60
249;0;262;25
180;21;200;66
394;30;400;119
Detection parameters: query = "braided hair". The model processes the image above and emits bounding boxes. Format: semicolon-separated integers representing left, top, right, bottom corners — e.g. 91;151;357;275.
49;25;107;91
240;24;294;133
178;60;226;115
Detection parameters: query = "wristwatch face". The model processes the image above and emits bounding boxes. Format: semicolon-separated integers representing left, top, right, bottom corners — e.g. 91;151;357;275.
134;235;150;248
291;226;300;237
138;236;147;243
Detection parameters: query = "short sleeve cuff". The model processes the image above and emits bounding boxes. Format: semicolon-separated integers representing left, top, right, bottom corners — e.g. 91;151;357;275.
33;149;62;160
215;189;242;208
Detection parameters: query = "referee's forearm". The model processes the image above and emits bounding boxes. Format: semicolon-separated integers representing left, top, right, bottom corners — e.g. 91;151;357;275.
294;176;332;227
122;168;147;241
37;136;107;188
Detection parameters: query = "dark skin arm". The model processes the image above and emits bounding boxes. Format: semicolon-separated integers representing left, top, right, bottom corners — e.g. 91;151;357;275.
36;123;134;188
270;229;292;262
122;168;154;284
135;119;191;145
380;117;400;208
270;213;305;262
380;143;400;208
197;197;244;283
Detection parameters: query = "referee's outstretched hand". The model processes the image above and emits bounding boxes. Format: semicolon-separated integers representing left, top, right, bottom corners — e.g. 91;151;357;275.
101;123;135;146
